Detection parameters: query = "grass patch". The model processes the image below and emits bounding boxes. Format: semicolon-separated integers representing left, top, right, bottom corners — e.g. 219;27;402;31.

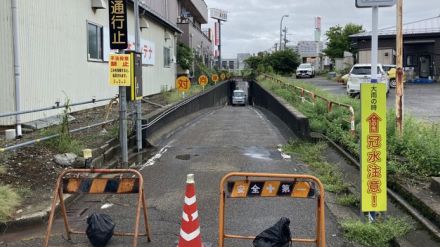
0;165;6;175
342;217;412;247
260;74;440;178
283;140;348;193
164;84;210;104
0;185;21;223
336;194;360;207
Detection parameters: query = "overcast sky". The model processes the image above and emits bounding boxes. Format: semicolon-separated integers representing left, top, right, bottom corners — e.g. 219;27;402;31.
204;0;440;58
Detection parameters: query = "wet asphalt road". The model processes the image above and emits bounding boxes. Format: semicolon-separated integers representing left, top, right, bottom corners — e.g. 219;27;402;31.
303;77;440;122
3;106;348;247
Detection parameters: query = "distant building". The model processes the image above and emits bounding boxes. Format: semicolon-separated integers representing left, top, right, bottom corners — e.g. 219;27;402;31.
214;53;251;72
297;41;324;59
176;0;213;67
286;45;299;53
350;15;440;81
237;53;251;70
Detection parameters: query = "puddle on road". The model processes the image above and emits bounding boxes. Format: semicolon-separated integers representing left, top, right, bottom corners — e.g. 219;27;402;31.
243;146;282;161
176;154;191;160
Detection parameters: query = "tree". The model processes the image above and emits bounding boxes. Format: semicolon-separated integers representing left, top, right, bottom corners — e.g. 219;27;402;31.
176;42;193;70
245;49;300;75
267;49;301;75
323;23;363;59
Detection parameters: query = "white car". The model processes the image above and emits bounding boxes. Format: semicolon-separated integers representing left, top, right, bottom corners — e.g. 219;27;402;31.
296;63;315;78
232;89;246;106
346;64;390;97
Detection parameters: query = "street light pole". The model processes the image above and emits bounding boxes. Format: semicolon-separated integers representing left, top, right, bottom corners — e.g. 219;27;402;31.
279;15;289;51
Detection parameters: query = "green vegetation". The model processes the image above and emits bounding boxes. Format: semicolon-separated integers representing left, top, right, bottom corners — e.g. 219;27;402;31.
164;84;208;104
260;75;440;178
0;165;6;175
283;140;348;194
342;217;412;247
0;185;21;223
176;42;194;70
42;98;84;155
245;49;301;75
323;23;364;60
336;194;360;207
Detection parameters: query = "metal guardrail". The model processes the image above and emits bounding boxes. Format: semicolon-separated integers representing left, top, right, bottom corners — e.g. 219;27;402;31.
0;97;115;118
263;74;356;136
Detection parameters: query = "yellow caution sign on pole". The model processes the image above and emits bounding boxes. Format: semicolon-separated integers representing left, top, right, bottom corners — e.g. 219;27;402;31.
109;54;131;86
361;83;387;212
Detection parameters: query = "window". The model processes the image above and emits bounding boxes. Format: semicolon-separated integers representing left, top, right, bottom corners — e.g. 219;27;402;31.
87;22;103;60
350;66;381;75
406;55;417;67
164;47;171;67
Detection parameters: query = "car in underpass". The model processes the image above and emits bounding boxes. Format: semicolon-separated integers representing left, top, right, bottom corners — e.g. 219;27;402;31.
232;89;247;106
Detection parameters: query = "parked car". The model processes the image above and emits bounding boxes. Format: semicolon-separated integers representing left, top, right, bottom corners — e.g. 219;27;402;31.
383;64;406;88
232;89;246;106
296;63;315;78
346;64;390;97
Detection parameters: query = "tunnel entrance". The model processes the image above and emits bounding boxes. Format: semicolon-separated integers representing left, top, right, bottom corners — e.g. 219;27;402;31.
229;79;250;105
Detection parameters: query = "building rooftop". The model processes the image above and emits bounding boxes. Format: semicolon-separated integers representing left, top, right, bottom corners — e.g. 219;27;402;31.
351;15;440;38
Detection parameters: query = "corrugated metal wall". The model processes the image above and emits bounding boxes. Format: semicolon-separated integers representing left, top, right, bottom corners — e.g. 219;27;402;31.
0;0;15;125
0;0;176;125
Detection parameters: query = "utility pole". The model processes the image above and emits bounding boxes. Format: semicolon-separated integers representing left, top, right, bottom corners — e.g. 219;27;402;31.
134;0;143;152
396;0;404;136
118;50;129;166
283;27;288;50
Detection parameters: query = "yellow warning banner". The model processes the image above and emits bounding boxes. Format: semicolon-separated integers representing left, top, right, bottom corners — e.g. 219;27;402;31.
361;83;387;212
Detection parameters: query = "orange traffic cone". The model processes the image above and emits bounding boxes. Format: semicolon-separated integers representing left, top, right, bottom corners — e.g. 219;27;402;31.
177;174;203;247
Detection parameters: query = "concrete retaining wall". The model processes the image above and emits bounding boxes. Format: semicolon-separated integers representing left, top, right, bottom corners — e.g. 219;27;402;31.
249;80;311;139
142;81;231;146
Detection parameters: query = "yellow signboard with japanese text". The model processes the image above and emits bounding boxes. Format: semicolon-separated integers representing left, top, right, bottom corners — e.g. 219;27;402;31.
361;83;387;212
198;75;209;87
176;76;191;93
109;54;131;86
212;74;219;83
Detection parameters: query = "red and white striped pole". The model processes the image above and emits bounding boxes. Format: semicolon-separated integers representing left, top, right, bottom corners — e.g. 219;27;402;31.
177;174;203;247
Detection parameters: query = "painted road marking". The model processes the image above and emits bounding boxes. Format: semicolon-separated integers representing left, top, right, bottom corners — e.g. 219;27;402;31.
140;145;169;170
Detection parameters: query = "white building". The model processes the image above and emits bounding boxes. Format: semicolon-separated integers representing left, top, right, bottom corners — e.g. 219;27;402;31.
0;0;181;126
297;41;324;58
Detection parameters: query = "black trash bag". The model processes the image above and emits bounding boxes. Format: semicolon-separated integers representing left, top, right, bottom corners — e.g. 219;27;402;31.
253;217;292;247
86;213;115;247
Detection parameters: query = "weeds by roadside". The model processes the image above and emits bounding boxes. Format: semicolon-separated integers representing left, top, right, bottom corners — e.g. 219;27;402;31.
260;74;440;178
283;140;348;194
163;84;210;104
336;194;360;208
40;98;84;155
0;165;6;175
283;140;413;246
341;217;412;247
0;185;21;223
